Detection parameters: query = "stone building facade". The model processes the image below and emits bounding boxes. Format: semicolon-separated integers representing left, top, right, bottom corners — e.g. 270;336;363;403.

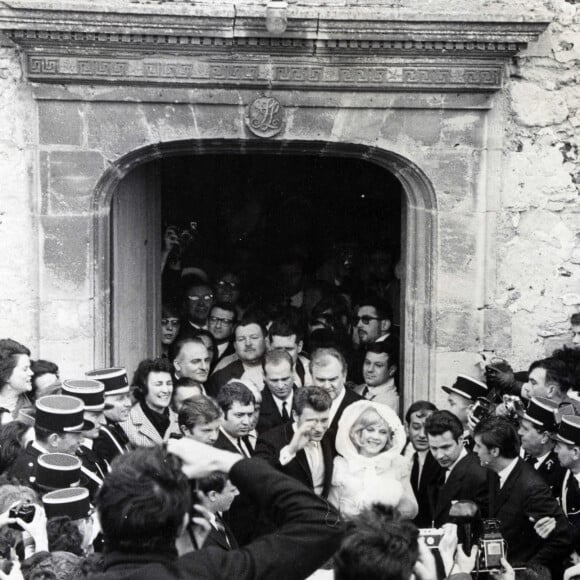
0;0;577;410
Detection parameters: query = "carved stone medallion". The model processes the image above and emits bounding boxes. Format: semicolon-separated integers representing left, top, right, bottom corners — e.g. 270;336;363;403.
245;96;284;138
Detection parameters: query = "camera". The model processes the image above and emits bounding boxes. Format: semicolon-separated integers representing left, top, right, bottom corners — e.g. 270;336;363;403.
479;519;506;570
8;503;35;530
502;395;525;419
471;397;492;422
418;527;445;549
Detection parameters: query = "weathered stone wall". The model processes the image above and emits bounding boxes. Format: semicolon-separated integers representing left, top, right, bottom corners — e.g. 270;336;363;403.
0;42;37;351
492;0;580;372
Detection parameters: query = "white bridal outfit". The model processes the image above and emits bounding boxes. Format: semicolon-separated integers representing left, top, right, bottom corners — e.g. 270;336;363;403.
328;399;417;519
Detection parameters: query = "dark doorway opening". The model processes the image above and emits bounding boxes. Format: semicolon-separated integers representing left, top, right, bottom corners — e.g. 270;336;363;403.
161;153;402;315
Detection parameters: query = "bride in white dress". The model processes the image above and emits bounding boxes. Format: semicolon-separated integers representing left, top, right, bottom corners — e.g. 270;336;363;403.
328;400;418;519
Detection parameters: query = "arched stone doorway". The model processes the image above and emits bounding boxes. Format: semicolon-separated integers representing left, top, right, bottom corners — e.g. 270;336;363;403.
93;139;437;407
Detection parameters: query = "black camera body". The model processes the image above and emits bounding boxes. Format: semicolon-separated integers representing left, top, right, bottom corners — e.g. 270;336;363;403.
471;397;493;422
479;519;506;570
8;503;35;529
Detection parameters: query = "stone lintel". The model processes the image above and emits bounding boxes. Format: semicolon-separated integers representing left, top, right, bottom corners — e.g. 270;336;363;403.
24;54;506;92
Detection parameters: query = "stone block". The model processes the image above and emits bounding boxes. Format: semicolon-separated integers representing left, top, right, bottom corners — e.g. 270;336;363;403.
379;109;441;147
435;308;480;351
38;101;83;146
438;212;478;274
41;216;90;298
285;106;336;141
483;308;512;351
143;104;198;142
39;300;92;342
190;104;245;140
39;337;94;380
0;299;37;348
44;150;104;215
86;103;152;158
440;110;486;149
509;82;569;127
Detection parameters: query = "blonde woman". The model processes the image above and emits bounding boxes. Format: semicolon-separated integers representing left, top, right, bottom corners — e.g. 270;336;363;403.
328;400;417;519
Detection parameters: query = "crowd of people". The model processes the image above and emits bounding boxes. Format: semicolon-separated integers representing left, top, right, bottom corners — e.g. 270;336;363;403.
0;256;579;579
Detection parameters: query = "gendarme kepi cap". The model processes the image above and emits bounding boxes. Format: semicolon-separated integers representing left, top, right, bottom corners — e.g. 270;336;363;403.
35;395;94;433
42;487;91;520
33;453;82;491
553;415;580;447
61;379;106;412
519;397;558;433
442;375;488;402
85;368;129;396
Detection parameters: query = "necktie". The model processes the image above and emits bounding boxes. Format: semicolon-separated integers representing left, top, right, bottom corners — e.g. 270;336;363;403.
281;402;290;423
361;386;369;398
524;453;536;466
214;515;231;548
411;452;420;491
237;437;250;458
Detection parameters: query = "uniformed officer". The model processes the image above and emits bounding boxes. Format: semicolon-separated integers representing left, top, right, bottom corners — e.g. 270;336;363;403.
87;367;133;465
7;395;93;484
518;396;566;498
554;415;580;554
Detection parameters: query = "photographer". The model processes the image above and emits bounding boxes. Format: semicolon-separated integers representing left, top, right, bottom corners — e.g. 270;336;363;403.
91;438;343;580
473;416;571;573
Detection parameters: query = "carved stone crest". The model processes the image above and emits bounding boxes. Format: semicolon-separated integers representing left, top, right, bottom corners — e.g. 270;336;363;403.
245;96;284;138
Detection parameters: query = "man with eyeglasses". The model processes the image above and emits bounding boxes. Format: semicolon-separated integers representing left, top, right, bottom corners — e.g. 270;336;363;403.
351;296;393;383
207;315;267;398
208;302;237;363
181;275;214;331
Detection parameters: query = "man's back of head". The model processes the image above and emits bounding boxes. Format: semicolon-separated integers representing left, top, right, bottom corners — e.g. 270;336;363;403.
96;447;190;555
334;504;418;580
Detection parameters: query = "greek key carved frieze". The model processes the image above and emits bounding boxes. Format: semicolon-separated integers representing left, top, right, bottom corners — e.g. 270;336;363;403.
24;55;503;91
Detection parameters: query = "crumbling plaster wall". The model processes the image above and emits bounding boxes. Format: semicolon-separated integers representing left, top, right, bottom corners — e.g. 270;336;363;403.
493;0;580;372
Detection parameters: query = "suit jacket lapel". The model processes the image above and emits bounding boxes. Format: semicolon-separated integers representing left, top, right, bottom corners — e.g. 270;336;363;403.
493;460;522;515
433;455;469;520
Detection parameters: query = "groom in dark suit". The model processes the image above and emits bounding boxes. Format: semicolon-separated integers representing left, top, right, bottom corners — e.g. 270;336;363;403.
425;410;488;527
255;386;334;498
474;416;571;571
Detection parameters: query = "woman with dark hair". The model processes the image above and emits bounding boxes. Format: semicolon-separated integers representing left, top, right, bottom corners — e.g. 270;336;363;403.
0;421;33;475
119;358;180;447
30;359;60;401
0;339;34;424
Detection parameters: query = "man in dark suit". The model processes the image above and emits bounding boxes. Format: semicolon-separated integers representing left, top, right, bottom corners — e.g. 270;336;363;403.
256;350;295;435
255;386;333;498
402;400;442;528
517;396;566;498
92;440;344;580
192;471;239;550
474;416;571;570
425;410;488;527
310;346;362;455
207;302;237;364
213;381;257;544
